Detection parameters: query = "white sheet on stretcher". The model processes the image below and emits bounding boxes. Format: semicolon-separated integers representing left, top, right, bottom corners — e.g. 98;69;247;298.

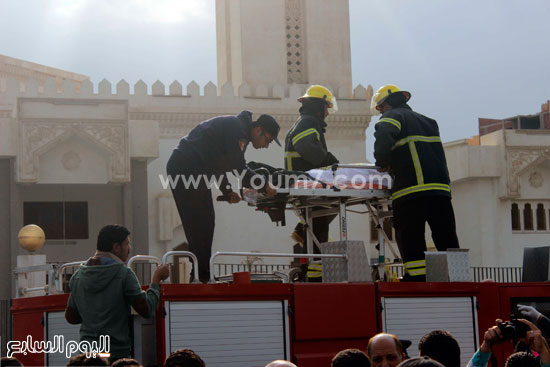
297;166;392;190
242;165;391;205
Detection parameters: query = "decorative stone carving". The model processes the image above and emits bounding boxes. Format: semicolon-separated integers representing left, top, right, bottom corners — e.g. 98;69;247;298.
18;120;130;183
285;0;306;84
529;171;543;188
156;112;369;139
21;123;67;176
507;148;550;196
61;151;81;171
80;123;129;181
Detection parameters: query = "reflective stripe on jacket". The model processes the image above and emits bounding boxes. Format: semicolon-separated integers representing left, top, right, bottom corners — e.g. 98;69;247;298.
373;104;451;203
284;112;338;171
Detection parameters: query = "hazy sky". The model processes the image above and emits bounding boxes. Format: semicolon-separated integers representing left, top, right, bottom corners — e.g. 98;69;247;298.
2;0;549;160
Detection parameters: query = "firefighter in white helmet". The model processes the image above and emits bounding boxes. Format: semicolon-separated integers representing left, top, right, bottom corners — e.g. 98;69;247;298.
371;84;460;281
285;85;339;281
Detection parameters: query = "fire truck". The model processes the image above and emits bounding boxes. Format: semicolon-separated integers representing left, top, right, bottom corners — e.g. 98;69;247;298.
9;252;549;367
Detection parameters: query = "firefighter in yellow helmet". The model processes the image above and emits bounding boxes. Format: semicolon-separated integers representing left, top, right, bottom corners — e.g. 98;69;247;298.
371;84;460;282
285;85;339;281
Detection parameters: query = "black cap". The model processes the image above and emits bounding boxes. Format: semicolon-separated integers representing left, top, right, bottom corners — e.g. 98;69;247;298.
256;114;281;146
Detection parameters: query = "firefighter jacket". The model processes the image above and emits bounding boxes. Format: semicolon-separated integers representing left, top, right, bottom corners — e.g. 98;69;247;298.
284;109;339;171
374;104;451;203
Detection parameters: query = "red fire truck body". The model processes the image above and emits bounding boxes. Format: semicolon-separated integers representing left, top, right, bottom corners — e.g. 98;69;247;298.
10;281;550;367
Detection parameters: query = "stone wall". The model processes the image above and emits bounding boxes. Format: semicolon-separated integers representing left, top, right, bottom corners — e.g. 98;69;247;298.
1;76;377;267
445;130;550;267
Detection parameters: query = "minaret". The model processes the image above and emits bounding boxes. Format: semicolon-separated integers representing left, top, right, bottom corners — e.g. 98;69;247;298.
216;0;352;94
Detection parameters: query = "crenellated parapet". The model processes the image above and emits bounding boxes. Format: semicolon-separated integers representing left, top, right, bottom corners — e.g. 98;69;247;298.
1;77;373;140
1;76;371;100
1;77;373;183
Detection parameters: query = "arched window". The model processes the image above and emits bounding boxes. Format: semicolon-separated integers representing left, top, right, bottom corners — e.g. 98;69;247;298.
523;203;534;231
511;203;520;231
537;204;547;230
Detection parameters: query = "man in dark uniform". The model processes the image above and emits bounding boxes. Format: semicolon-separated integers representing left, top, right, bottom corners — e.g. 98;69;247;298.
166;111;278;281
371;84;460;281
284;85;339;280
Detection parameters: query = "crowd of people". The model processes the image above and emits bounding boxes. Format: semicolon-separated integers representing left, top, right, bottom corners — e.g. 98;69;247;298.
0;348;206;366
3;307;550;366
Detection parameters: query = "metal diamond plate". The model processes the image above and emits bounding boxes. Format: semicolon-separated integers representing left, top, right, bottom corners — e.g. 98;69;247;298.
321;241;372;282
425;249;472;282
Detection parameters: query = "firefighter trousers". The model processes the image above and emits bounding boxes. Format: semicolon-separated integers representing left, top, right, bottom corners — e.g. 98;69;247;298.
167;149;215;281
392;195;460;281
294;208;336;253
294;208;336;281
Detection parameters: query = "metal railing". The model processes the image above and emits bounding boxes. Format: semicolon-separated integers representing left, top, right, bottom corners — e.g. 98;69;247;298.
209;251;347;283
385;264;523;283
471;266;523;283
214;263;525;283
56;261;85;293
161;251;200;283
385;264;405;279
132;262;155;285
215;263;292;276
47;261;526;289
13;264;59;296
46;261;83;293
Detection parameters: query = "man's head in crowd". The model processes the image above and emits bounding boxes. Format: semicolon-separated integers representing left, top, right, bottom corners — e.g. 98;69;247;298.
397;356;445;367
505;352;540;367
111;358;143;367
97;224;132;262
0;357;23;367
418;330;461;367
66;353;109;366
164;349;205;367
265;361;298;367
332;348;370;367
367;333;406;367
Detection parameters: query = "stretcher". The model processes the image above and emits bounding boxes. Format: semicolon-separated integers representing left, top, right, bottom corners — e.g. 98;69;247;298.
251;164;398;279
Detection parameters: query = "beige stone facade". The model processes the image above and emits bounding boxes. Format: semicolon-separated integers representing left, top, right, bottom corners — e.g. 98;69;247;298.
0;0;377;299
445;129;550;267
216;0;352;95
0;74;373;269
0;54;88;93
5;0;546;298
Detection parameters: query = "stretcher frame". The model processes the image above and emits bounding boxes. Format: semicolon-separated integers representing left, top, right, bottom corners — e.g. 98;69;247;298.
258;164;398;280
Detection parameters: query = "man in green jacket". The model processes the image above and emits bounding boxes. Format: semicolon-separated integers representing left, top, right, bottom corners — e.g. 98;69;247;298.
65;224;169;362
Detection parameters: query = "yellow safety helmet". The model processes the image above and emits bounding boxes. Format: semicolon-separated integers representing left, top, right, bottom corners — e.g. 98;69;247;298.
298;85;338;113
370;84;411;115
